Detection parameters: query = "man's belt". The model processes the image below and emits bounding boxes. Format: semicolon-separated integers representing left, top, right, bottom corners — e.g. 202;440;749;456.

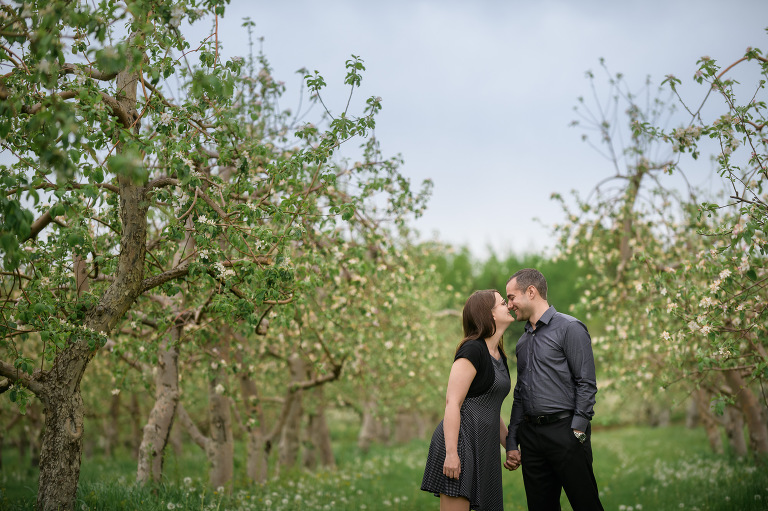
523;411;572;425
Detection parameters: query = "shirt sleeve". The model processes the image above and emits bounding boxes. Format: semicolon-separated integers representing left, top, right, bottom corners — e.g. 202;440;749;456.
454;341;483;371
563;321;597;432
506;381;524;451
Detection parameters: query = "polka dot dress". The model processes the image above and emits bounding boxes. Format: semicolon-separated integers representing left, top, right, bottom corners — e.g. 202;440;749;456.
421;355;511;510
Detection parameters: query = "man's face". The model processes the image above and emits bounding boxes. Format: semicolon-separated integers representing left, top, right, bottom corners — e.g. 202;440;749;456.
506;278;531;322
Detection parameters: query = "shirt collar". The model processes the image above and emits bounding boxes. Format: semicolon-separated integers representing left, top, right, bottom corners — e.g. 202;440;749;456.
525;305;556;333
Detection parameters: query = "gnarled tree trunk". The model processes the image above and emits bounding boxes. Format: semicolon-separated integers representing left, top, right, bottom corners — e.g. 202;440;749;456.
34;67;145;510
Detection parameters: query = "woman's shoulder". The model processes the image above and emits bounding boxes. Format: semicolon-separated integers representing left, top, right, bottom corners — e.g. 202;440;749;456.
456;338;485;355
455;338;489;366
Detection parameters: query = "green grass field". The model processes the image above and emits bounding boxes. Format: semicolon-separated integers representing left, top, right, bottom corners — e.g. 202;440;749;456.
1;424;766;510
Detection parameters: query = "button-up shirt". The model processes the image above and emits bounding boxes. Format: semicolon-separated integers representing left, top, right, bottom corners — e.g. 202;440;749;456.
506;306;598;451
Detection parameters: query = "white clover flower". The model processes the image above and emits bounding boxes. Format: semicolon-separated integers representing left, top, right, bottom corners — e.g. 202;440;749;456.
211;362;219;370
183;477;192;485
139;346;145;352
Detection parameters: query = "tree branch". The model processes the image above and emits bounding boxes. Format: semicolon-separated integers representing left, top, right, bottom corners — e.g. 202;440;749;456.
176;402;208;450
0;360;47;398
60;63;118;81
140;262;191;293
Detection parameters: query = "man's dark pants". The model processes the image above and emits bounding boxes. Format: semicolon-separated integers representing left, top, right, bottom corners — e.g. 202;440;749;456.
518;415;604;511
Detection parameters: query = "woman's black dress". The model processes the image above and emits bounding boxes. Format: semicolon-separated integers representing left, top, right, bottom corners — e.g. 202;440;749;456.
421;351;511;510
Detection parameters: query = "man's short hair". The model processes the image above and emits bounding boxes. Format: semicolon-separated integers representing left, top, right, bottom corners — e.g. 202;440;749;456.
508;268;548;300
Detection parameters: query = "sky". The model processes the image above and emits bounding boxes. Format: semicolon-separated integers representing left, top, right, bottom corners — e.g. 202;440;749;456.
198;1;768;258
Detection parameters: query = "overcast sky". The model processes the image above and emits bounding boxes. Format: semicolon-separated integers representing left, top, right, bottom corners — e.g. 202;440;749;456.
197;1;768;259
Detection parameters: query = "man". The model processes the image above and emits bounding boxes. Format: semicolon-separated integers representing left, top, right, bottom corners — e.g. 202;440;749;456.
503;268;604;511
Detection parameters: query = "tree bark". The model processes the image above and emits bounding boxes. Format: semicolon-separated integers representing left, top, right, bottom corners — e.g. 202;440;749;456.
358;400;390;452
236;348;270;482
723;368;768;456
35;67;144;511
129;392;142;459
103;392;121;458
304;385;335;469
278;353;305;469
136;324;181;483
693;389;724;455
723;405;747;457
207;371;234;491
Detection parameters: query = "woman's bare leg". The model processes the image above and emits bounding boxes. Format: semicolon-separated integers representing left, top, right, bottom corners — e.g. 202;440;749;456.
440;493;470;511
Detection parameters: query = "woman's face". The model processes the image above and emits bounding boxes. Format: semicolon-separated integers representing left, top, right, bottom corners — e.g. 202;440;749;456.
491;292;514;326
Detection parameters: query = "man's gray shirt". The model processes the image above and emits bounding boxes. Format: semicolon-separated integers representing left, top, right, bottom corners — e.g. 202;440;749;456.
506;306;598;451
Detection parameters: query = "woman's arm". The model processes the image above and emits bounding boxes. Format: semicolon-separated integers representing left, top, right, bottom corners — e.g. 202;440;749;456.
499;416;508;449
442;358;476;480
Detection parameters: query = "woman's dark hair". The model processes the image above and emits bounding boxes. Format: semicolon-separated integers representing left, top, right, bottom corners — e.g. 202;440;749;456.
455;289;506;356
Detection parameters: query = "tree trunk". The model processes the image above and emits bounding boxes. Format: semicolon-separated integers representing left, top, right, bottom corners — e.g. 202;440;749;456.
723;405;747;457
136;324;181;483
304;385;335;469
169;419;183;458
279;353;305;469
358;400;390;452
103;392;121;458
129;392;142;459
395;410;422;444
35;66;144;510
246;430;269;482
693;388;723;455
208;366;234;490
176;363;235;492
685;396;699;428
724;368;768;456
236;346;270;482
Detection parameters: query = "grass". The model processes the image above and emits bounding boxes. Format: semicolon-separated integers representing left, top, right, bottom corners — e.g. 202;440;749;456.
1;424;767;510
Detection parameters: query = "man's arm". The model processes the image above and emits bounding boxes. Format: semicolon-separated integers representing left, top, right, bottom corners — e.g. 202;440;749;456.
564;321;597;433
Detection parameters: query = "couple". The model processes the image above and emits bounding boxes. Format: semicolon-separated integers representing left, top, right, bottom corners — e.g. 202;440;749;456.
421;268;604;511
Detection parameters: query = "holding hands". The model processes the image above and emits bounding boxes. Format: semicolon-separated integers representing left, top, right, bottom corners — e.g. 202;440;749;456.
504;450;521;471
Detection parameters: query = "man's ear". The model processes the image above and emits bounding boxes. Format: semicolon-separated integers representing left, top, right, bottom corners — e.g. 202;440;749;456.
527;285;536;299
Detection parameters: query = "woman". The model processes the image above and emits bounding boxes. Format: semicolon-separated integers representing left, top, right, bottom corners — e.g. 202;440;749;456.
421;290;514;511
